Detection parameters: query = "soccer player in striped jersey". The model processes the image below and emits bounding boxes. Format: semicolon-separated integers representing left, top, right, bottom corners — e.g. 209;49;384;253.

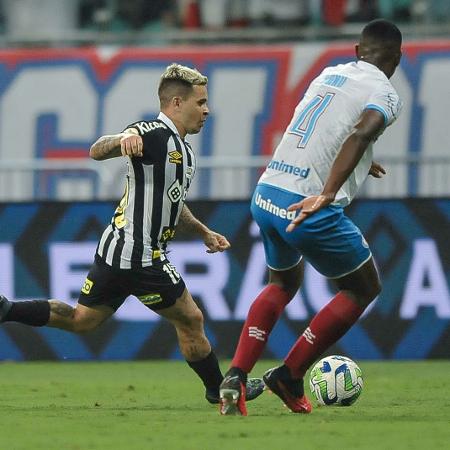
0;63;264;405
220;19;403;415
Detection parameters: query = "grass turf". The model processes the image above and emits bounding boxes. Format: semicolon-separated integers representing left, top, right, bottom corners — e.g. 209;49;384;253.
0;360;449;450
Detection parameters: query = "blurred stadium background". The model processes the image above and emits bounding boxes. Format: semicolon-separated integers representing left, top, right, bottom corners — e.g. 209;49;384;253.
0;0;449;363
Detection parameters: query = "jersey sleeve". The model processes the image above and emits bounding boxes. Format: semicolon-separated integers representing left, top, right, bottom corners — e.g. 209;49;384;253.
364;86;402;127
122;121;163;164
122;121;142;134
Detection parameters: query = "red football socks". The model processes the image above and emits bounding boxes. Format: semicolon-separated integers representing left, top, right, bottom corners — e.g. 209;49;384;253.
285;291;364;379
231;284;292;373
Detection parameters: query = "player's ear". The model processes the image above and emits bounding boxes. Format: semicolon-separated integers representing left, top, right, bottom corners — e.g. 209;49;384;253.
172;96;182;108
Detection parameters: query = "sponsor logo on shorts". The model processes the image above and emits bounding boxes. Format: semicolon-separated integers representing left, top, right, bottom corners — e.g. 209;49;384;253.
138;293;162;305
254;193;296;220
267;159;310;179
81;278;93;295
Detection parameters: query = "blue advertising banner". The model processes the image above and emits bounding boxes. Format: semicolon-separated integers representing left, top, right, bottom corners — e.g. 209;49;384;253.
0;199;449;361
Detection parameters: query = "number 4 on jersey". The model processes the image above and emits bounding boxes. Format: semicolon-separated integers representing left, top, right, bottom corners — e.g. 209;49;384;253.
289;92;334;148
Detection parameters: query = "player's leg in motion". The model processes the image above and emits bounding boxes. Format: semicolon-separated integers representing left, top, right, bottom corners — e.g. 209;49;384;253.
266;258;380;412
1;257;119;331
219;262;303;415
0;295;114;332
158;288;223;402
158;288;265;406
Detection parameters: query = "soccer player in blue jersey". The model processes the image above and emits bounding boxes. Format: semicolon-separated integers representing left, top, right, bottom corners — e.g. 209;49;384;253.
220;19;403;415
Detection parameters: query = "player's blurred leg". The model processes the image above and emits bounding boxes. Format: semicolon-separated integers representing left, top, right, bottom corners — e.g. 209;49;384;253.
159;288;264;405
220;263;303;415
284;259;379;379
284;291;364;379
0;295;113;332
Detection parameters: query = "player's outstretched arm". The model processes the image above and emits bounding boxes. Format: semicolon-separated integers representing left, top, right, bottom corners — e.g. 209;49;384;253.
178;204;231;253
287;109;385;232
90;128;143;161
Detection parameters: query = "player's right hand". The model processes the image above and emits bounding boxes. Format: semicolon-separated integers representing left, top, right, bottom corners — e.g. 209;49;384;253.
286;194;332;232
120;130;143;158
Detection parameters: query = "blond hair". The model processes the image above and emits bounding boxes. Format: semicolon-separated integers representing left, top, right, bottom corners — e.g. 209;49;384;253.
158;63;207;106
161;63;208;85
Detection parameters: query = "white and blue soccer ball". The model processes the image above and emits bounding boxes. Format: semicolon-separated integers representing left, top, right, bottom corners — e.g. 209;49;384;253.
309;355;363;406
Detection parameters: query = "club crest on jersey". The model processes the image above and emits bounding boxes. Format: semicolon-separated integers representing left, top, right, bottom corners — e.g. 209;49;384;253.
167;180;183;203
168;150;183;164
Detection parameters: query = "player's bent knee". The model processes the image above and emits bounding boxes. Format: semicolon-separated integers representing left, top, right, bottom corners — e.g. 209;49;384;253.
357;281;382;309
186;307;204;328
176;307;205;333
366;277;382;302
281;283;300;300
71;315;103;333
373;280;382;299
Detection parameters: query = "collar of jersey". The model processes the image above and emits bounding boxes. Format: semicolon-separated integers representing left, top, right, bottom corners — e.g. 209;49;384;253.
356;60;389;81
157;112;181;137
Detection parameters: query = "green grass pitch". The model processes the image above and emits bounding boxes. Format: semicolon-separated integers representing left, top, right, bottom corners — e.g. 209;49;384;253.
0;360;449;450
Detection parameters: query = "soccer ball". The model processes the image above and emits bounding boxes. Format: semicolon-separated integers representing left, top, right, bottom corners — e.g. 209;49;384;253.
309;355;363;406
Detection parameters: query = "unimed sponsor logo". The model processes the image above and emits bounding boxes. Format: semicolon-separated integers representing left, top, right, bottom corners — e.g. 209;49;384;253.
254;193;296;219
267;159;310;178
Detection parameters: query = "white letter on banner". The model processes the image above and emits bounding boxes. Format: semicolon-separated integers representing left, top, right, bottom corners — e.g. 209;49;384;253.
235;241;307;320
169;242;231;320
49;243;97;305
370;66;411;198
400;238;450;319
0;244;14;299
419;59;450;195
99;67;180;200
0;67;97;200
208;67;268;199
103;67;162;133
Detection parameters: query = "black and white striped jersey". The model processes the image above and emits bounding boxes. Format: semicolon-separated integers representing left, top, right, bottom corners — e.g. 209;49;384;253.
97;112;196;269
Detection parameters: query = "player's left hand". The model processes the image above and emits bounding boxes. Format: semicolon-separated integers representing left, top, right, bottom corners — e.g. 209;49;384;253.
286;194;332;232
204;231;231;253
369;161;386;178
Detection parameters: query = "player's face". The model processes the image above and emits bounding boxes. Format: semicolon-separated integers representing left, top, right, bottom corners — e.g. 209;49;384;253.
181;85;209;135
